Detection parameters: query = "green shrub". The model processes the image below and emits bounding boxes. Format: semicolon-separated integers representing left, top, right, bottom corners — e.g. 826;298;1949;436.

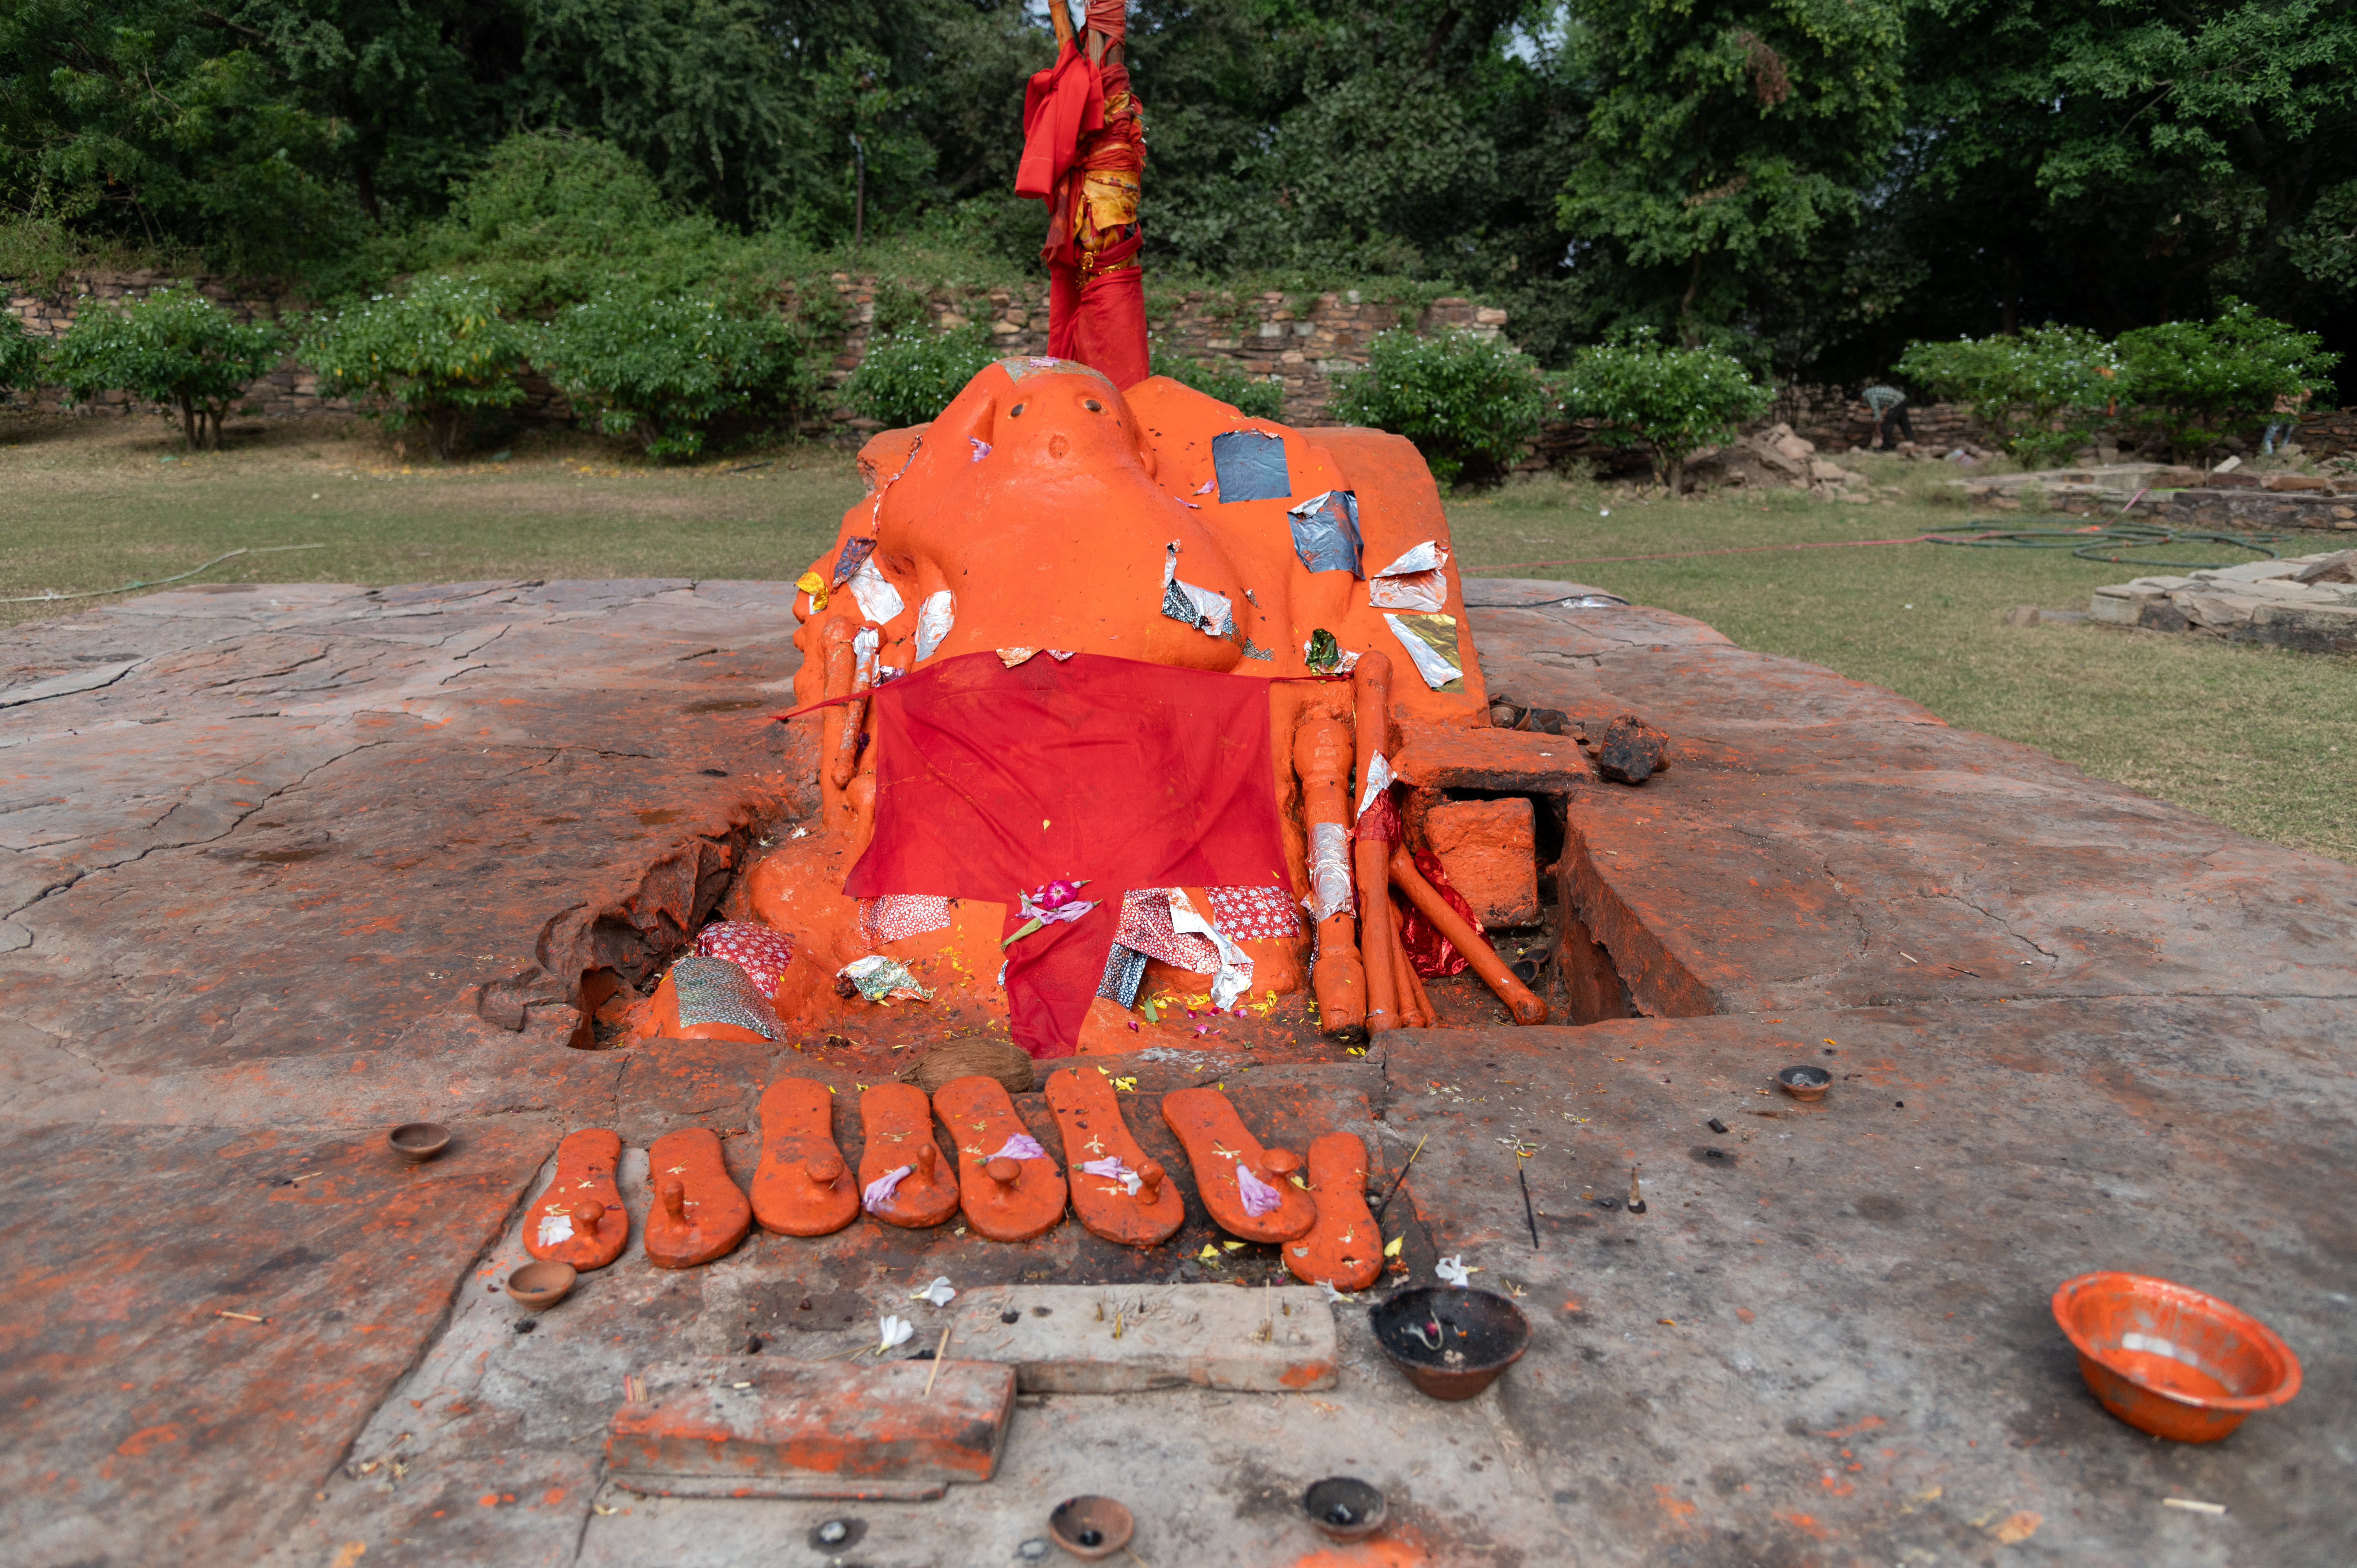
1896;325;2122;466
2114;300;2339;460
1557;334;1770;493
539;295;811;460
1149;342;1284;420
46;287;282;449
305;275;536;461
841;323;996;428
1328;327;1546;487
0;312;41;393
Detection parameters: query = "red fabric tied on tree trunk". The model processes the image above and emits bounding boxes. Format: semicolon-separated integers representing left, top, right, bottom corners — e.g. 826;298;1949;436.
843;651;1288;1056
1016;43;1103;201
1049;261;1149;388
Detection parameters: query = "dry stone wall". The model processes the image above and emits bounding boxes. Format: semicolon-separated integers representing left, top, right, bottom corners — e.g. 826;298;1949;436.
810;273;1507;428
5;268;1505;433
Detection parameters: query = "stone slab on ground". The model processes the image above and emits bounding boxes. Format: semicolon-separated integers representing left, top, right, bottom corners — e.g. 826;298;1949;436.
5;578;2354;1568
944;1283;1338;1392
606;1357;1016;1499
2091;550;2357;652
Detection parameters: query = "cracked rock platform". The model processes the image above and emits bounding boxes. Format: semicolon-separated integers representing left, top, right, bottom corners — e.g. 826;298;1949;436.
4;578;2352;1567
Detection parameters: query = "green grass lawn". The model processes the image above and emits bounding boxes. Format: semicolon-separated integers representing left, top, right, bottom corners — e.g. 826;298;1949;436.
7;412;2353;863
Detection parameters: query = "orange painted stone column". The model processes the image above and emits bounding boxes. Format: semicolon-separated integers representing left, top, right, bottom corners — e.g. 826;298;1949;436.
1353;652;1401;1034
1292;707;1366;1038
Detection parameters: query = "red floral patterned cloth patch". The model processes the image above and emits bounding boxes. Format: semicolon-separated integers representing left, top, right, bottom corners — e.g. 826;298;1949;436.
1205;884;1301;943
862;894;955;946
694;921;795;994
1116;889;1219;972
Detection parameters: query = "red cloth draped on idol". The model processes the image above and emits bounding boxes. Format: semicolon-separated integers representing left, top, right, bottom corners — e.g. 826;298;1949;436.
628;3;1551;1066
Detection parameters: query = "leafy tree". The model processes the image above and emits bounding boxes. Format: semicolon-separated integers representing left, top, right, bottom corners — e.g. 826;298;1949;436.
47;287;282;449
1558;0;1907;347
540;294;809;459
1557;334;1770;493
1330;326;1547;487
2114;300;2339;459
1148;341;1283;420
304;275;535;461
1896;325;2123;465
0;313;42;392
841;322;995;429
402;131;757;312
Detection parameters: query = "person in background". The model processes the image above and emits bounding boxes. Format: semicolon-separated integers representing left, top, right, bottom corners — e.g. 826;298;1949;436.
1862;383;1914;450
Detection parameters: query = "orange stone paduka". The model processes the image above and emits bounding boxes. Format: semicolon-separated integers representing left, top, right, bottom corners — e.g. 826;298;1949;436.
749;1078;859;1237
857;1082;960;1229
934;1074;1066;1242
1159;1087;1316;1244
1043;1067;1183;1247
523;1127;629;1271
643;1127;753;1268
1282;1133;1382;1291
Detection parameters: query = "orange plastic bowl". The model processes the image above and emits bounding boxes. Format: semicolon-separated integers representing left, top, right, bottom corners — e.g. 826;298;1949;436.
2052;1272;2300;1443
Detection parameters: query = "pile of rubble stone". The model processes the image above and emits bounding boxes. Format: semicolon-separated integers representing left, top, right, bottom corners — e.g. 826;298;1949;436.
1682;422;1878;500
2090;549;2357;653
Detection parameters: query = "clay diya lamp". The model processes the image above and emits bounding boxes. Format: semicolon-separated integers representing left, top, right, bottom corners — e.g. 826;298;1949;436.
1777;1065;1832;1102
1282;1132;1382;1291
1369;1285;1532;1401
523;1127;629;1271
387;1122;450;1163
933;1074;1065;1243
643;1127;753;1268
749;1077;859;1237
857;1082;960;1228
1047;1495;1134;1561
2052;1271;2302;1442
1044;1067;1183;1248
504;1260;577;1310
1303;1476;1387;1542
1159;1087;1316;1244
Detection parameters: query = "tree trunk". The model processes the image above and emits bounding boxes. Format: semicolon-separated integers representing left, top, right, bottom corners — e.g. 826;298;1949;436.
204;406;223;451
177;394;200;450
428;408;459;463
1668;453;1686;497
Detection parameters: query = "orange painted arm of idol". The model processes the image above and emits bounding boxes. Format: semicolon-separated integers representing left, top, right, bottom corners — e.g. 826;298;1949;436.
1352;651;1400;1034
821;616;860;792
1290;708;1365;1038
1388;844;1549;1025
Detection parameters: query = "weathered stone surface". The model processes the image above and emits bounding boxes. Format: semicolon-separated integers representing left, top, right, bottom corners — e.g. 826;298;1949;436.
7;576;2356;1568
1422;797;1541;927
945;1283;1337;1392
2090;550;2357;651
606;1357;1014;1498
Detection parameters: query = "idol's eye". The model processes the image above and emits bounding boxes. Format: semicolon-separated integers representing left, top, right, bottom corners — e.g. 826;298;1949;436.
1083;398;1103;413
1009;403;1025;417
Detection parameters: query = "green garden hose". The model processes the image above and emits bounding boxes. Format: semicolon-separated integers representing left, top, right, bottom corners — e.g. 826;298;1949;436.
1925;519;2286;570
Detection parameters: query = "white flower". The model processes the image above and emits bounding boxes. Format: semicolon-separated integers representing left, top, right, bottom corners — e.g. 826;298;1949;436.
908;1276;957;1307
1435;1255;1479;1287
876;1314;915;1352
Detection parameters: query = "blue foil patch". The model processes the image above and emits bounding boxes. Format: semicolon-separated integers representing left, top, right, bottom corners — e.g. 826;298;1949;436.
1212;430;1291;503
